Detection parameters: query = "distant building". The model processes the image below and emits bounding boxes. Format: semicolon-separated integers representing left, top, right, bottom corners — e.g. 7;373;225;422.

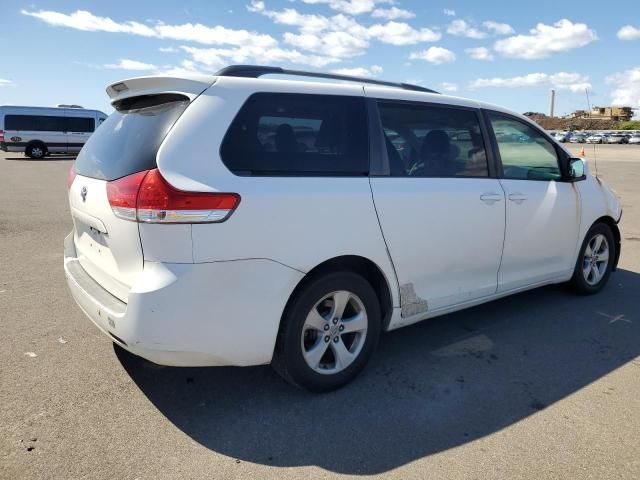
571;106;633;121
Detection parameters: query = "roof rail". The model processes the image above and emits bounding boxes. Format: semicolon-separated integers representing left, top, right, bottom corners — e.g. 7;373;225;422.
214;65;439;94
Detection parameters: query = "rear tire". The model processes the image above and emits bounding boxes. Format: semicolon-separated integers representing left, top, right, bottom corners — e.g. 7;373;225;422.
26;143;46;159
568;223;615;295
272;271;381;392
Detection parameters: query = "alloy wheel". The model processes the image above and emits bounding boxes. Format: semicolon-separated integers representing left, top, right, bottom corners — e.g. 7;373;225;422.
582;233;609;286
300;290;368;375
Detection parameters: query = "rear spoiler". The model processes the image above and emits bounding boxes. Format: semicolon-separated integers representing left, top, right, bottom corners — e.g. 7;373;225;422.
106;75;217;106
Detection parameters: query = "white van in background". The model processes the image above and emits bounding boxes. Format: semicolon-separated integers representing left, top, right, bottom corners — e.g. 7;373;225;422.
0;105;107;158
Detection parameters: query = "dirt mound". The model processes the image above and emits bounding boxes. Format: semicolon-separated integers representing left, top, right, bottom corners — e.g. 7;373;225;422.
528;115;620;131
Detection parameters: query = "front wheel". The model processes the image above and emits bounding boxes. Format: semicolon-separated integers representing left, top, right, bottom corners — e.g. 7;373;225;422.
568;223;616;294
272;271;381;392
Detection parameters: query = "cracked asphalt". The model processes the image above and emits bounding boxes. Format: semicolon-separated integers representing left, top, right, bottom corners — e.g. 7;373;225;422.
1;144;639;479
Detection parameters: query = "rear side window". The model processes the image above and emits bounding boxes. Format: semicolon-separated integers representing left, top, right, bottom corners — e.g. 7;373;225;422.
5;115;66;132
74;95;189;181
67;117;95;133
220;93;368;176
378;101;488;177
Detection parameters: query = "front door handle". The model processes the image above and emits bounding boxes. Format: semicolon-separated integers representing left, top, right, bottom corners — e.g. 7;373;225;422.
480;193;503;204
508;193;527;204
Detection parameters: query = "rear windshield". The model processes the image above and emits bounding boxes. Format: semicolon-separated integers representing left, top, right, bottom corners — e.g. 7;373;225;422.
74;94;189;181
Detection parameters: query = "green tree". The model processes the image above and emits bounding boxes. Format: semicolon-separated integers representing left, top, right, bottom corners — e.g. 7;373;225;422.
617;120;640;130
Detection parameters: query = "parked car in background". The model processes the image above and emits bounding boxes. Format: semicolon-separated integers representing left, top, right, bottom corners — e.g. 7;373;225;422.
628;134;640;145
569;133;587;143
606;134;628;144
63;66;623;391
0;105;107;158
552;131;570;142
586;134;605;144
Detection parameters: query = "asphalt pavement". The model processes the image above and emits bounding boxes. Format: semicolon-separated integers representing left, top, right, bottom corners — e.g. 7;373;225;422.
1;144;639;479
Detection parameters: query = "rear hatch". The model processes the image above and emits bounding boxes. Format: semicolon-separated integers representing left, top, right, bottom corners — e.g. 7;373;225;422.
68;87;203;302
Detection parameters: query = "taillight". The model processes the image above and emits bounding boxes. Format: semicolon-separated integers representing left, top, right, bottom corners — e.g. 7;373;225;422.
0;129;4;142
107;169;240;223
106;170;148;221
67;165;77;190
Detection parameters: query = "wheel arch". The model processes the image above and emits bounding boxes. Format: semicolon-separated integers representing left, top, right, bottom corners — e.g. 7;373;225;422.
282;255;395;331
591;216;621;271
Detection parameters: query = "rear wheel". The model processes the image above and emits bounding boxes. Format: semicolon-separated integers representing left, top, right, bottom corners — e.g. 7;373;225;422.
26;143;46;159
272;271;381;392
568;223;615;294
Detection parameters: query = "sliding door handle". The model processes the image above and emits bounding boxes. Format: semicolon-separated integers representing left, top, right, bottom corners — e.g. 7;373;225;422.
508;193;528;204
480;193;503;204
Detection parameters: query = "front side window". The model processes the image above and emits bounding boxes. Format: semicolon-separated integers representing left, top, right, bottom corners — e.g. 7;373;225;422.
378;101;488;177
220;93;368;176
488;113;561;181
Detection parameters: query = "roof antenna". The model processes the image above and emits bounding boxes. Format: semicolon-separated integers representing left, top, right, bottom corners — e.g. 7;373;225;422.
584;87;599;180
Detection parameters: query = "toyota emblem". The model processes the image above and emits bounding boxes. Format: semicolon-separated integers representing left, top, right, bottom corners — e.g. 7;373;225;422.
80;186;88;202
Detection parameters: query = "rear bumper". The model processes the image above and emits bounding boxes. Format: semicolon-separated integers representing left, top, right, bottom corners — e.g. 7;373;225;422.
64;233;304;366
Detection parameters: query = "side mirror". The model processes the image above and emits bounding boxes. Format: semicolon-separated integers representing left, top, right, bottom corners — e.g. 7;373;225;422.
568;157;586;181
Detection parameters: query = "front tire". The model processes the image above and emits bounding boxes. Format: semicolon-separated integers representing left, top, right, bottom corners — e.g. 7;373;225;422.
568;223;615;294
272;271;381;392
26;143;46;159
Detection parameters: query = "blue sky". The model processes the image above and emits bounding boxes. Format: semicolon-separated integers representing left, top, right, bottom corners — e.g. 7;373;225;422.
1;0;639;116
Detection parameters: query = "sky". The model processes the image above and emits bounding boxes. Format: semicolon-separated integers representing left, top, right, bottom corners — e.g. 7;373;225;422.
1;0;639;116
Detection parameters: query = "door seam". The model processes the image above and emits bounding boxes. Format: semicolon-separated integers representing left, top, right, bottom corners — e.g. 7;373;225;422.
495;179;508;294
367;178;401;308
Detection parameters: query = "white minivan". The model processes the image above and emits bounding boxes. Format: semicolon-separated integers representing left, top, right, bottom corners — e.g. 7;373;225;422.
0;105;107;158
64;66;622;391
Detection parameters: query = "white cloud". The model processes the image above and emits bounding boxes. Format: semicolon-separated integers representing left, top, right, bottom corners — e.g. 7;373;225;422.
367;21;441;45
617;25;640;41
331;65;383;76
21;9;155;36
494;19;597;59
606;67;640;106
104;59;158;70
21;9;276;48
465;47;494;61
22;6;346;68
440;82;458;92
158;46;178;53
300;0;390;15
371;7;415;20
246;0;265;12
20;4;438;71
152;22;276;47
409;47;456;64
253;2;440;54
469;71;591;92
0;78;14;87
250;2;331;34
283;30;368;58
156;60;208;77
482;20;514;35
447;19;486;39
181;45;338;69
443;9;456;17
549;72;592;92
